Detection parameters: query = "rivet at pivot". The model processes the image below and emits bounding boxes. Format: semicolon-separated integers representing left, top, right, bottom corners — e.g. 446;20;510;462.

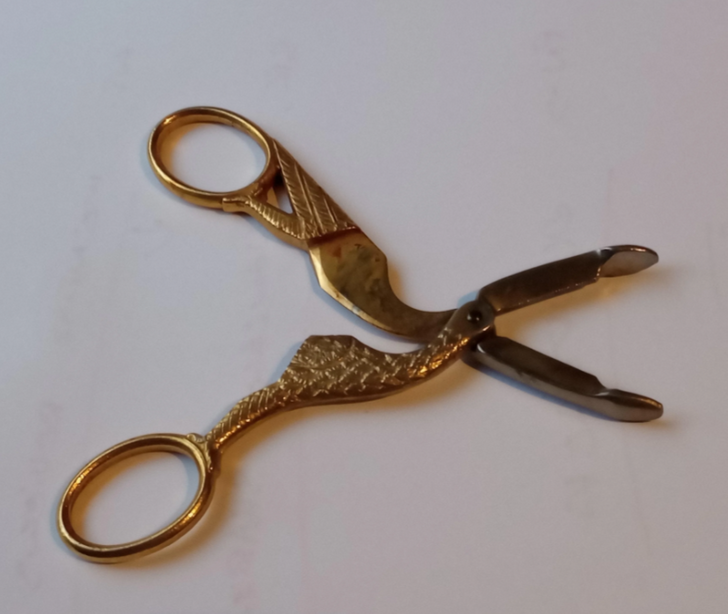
467;310;483;323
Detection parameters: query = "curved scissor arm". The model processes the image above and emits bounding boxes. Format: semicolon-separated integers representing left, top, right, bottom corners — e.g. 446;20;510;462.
57;301;494;563
148;106;453;341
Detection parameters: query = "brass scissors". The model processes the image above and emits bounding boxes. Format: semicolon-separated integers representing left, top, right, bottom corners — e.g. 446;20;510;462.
57;107;663;563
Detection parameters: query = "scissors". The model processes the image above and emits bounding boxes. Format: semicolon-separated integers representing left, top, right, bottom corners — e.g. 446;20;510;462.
57;107;663;563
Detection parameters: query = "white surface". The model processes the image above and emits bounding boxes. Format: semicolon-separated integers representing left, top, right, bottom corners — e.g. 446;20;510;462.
1;1;727;612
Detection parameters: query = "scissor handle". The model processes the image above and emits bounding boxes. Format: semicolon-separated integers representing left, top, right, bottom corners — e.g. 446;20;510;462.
148;106;279;209
57;433;217;563
149;107;359;249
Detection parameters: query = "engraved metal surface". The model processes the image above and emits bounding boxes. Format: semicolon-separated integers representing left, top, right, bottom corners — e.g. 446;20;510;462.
148;107;452;341
222;140;357;243
57;240;664;563
208;327;469;451
59;108;665;565
58;300;493;563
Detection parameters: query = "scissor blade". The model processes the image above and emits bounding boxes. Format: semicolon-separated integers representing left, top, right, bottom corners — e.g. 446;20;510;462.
478;245;658;315
465;336;662;422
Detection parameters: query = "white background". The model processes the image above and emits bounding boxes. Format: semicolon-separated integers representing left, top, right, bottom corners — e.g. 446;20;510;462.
1;1;727;612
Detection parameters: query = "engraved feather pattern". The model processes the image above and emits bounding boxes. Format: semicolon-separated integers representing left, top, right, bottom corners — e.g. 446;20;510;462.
273;141;356;238
207;329;468;451
222;140;357;243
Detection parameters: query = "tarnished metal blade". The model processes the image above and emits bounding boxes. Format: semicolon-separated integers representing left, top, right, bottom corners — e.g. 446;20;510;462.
478;245;658;315
465;336;663;422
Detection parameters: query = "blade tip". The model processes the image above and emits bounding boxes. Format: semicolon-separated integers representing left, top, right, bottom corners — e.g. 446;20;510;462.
601;245;659;277
599;389;664;422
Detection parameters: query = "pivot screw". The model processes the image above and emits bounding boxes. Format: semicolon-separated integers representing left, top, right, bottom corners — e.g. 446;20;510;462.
467;309;483;323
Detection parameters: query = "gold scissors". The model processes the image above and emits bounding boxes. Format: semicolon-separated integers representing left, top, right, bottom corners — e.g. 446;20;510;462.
57;107;663;563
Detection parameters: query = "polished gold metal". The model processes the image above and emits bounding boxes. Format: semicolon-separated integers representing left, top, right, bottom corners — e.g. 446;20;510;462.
57;434;216;563
58;300;494;563
148;107;452;341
